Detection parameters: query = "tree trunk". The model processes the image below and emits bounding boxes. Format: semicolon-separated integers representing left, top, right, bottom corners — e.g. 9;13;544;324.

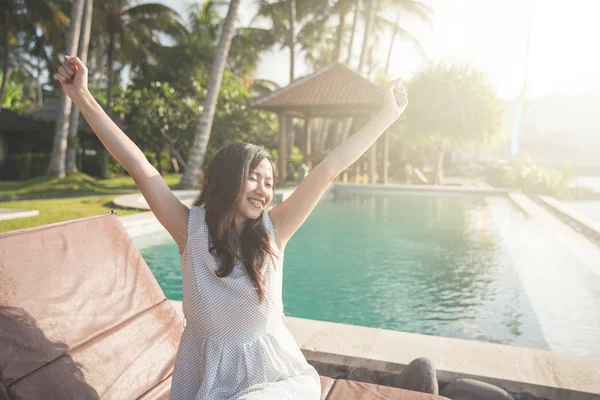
382;131;389;183
343;0;376;180
283;0;296;164
285;0;299;157
357;0;374;74
361;2;377;183
170;148;186;171
67;0;94;175
332;6;347;62
288;118;295;169
47;0;85;177
277;114;287;182
36;62;43;105
0;2;12;111
340;0;361;152
318;118;330;154
345;0;360;65
288;0;296;82
434;150;445;185
100;30;116;179
384;12;401;75
178;0;241;189
157;149;165;176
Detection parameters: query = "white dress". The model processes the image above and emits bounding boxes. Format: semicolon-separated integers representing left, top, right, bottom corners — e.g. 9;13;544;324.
169;206;321;400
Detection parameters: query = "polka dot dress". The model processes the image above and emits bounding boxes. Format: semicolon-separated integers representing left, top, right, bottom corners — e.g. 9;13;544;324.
169;206;321;400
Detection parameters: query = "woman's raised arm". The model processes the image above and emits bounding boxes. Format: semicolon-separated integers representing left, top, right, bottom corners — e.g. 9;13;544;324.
57;56;190;254
268;79;408;251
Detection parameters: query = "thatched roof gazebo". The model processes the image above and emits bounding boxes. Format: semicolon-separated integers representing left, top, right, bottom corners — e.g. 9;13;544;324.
249;62;390;183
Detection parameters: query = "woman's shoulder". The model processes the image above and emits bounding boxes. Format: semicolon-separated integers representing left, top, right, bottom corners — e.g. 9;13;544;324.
187;205;207;237
189;204;205;214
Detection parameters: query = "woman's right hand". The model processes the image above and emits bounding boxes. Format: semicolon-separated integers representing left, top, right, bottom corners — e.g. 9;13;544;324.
55;55;89;102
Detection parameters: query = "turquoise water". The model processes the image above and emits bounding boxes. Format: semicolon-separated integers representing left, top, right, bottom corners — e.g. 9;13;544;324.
133;194;600;358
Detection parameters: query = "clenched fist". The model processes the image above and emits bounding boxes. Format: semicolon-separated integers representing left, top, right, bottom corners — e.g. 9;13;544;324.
56;55;89;101
381;78;408;121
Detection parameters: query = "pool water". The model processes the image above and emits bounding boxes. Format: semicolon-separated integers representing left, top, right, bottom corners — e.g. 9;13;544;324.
133;194;600;358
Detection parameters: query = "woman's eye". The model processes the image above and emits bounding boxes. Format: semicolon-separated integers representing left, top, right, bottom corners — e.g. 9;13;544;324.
248;177;256;181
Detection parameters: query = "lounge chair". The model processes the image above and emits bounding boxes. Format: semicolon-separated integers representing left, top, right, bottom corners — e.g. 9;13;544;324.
0;212;448;399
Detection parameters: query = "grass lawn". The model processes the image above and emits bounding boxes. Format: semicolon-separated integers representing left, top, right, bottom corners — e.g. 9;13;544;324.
0;195;145;232
0;173;186;233
0;172;298;233
0;172;184;198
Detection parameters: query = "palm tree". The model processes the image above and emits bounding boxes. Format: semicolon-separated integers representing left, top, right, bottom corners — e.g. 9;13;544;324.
99;1;184;107
337;0;430;182
358;0;377;184
66;0;94;174
0;2;12;108
159;1;274;82
255;0;329;83
0;0;68;110
378;0;432;75
94;0;185;177
47;0;85;177
228;26;275;76
1;28;55;110
178;0;241;189
22;32;52;105
254;0;329;173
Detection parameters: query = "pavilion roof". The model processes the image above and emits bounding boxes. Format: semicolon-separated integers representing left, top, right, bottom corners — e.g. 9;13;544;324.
249;62;383;118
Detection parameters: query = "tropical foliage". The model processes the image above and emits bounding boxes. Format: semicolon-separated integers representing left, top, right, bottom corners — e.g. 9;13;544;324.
393;62;505;183
2;0;507;187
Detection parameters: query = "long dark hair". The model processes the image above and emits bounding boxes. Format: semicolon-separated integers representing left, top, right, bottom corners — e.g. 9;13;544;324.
192;143;279;303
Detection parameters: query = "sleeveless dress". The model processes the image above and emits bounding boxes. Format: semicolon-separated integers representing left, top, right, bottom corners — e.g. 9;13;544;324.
169;206;321;400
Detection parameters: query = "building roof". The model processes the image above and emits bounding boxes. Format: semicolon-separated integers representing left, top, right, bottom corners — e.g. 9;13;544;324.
249;62;383;118
0;108;48;133
28;102;125;131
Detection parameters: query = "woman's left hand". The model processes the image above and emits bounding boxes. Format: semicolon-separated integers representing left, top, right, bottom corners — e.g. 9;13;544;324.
381;78;409;121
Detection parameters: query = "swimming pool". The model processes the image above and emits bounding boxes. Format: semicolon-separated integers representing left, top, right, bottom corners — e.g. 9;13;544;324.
132;194;600;358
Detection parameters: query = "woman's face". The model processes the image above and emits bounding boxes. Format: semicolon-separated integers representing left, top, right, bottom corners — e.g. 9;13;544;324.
235;158;274;223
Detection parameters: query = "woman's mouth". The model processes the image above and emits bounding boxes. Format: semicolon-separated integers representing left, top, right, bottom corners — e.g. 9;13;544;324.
248;198;263;209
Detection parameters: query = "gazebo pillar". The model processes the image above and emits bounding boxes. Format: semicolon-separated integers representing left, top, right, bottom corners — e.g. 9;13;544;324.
353;162;360;183
369;142;377;184
368;111;378;184
382;131;389;184
304;116;312;169
278;114;288;182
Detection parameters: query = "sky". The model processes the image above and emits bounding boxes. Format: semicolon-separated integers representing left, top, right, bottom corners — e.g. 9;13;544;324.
148;0;600;101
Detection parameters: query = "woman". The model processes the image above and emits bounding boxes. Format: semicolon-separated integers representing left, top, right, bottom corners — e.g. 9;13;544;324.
56;55;408;400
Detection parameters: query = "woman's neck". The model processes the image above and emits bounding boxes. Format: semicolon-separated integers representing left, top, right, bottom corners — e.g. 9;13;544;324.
233;215;247;234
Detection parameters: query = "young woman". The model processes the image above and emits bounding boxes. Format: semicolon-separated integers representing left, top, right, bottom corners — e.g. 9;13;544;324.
57;55;408;400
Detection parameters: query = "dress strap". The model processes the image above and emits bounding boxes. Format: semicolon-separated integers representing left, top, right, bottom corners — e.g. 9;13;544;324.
261;209;275;237
187;205;205;239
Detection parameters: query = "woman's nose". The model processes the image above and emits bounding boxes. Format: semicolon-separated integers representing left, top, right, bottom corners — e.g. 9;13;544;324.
255;183;267;195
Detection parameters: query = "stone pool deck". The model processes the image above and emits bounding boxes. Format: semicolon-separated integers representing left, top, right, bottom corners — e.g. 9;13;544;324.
509;193;600;278
334;182;515;197
112;183;513;211
0;208;39;220
537;195;600;244
166;300;599;400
